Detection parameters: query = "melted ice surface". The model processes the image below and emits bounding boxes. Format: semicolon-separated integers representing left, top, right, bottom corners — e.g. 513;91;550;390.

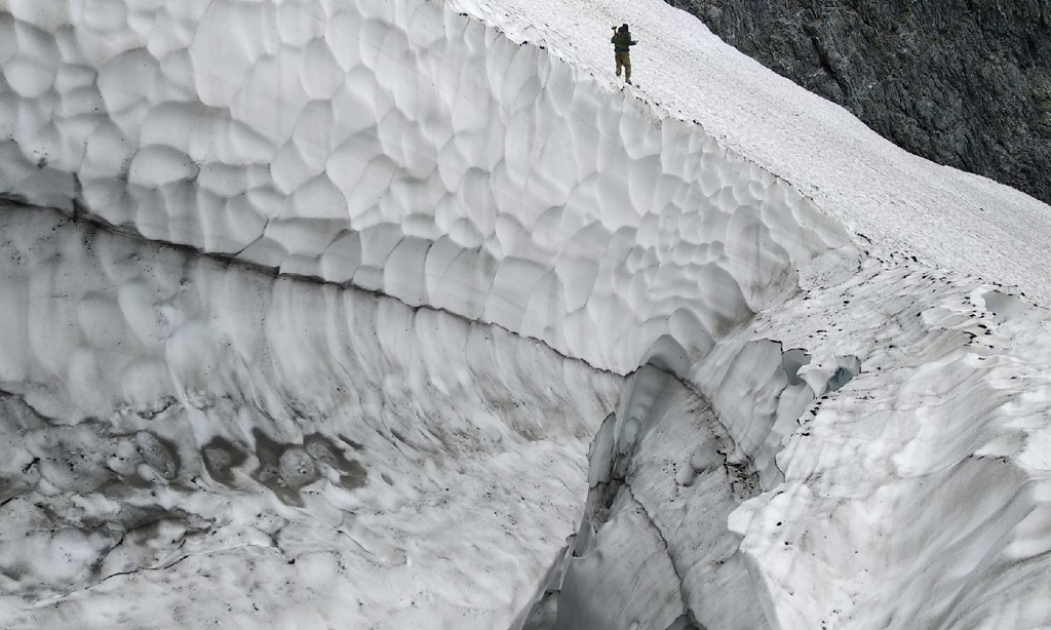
1;0;1050;628
0;0;857;375
0;206;620;628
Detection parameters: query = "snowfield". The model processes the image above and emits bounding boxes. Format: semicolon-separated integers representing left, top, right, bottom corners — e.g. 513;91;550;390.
0;0;1049;628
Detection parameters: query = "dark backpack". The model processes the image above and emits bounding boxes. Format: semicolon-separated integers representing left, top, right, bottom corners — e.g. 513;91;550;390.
612;30;636;53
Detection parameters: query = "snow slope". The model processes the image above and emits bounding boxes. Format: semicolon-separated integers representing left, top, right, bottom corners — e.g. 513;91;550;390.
450;0;1051;304
1;0;1050;628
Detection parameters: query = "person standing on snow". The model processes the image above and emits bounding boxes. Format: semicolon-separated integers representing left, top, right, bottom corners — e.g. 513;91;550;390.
611;24;638;84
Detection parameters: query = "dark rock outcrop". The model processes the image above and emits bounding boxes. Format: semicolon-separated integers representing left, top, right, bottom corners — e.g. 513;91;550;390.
665;0;1051;205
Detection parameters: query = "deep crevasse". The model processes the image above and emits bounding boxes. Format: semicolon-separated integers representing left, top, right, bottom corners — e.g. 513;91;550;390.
1;0;1050;629
0;204;622;628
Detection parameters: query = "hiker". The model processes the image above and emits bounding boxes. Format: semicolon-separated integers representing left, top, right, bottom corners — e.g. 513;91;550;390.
611;24;638;84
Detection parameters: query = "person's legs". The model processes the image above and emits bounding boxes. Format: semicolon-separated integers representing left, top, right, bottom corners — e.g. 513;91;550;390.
616;52;630;81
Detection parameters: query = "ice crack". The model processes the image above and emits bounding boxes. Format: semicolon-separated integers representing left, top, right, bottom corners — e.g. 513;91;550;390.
622;481;697;629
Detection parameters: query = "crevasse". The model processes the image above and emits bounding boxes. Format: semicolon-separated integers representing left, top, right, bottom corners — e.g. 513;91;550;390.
1;1;1049;629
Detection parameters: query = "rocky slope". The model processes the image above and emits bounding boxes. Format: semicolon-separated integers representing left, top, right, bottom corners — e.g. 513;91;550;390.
665;0;1051;205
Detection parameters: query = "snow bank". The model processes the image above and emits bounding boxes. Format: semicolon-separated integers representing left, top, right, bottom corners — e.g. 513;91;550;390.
720;259;1051;630
0;0;856;375
2;0;1050;629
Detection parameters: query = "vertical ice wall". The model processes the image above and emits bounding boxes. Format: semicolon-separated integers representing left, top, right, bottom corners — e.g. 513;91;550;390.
0;204;622;628
8;2;1046;630
0;0;857;375
0;2;863;626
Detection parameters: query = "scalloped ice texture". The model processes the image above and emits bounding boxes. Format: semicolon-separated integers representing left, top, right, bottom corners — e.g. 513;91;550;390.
0;205;621;628
3;1;1051;630
0;0;858;376
447;0;1051;306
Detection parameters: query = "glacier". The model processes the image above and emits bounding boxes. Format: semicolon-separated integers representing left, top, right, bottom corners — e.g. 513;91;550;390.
0;0;1049;628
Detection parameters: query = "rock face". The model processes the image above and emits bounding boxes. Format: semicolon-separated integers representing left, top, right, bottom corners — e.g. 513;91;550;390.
665;0;1051;205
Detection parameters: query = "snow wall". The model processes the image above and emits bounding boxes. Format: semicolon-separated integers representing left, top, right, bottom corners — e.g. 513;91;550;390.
0;0;855;376
1;1;1050;630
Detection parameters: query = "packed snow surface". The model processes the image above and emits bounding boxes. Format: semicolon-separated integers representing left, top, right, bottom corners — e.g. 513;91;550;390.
1;0;1050;628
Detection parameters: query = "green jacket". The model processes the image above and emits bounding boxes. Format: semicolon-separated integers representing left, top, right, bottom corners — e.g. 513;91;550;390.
611;32;637;53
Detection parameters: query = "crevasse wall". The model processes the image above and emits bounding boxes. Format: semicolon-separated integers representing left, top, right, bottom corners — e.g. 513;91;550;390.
0;2;865;626
0;204;623;629
2;1;1051;630
0;0;856;375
